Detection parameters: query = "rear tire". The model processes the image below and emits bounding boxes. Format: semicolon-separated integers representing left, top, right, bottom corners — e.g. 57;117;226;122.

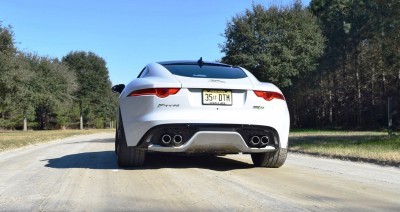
116;115;145;167
251;148;287;168
114;129;118;154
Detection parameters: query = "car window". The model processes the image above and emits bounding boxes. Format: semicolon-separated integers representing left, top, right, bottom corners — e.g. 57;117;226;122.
161;64;247;79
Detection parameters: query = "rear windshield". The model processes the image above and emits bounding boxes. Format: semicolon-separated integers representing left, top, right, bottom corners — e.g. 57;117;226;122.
161;64;247;79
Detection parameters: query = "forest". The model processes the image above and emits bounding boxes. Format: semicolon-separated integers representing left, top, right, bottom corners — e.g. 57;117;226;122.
222;0;400;130
1;0;399;130
0;24;117;130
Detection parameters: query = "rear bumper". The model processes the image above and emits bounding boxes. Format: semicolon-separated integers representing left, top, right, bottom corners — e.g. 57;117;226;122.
135;124;281;154
148;131;276;153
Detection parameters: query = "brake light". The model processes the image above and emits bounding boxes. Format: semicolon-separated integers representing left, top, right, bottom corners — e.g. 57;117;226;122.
254;90;285;101
128;88;180;98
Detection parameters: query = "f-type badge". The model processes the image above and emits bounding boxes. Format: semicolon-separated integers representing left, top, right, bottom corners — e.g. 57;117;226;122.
158;104;180;108
208;79;226;83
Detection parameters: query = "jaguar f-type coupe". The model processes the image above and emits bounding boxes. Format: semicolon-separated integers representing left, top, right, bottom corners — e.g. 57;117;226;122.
112;58;290;168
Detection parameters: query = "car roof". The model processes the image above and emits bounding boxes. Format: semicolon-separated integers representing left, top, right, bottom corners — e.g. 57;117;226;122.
157;60;233;67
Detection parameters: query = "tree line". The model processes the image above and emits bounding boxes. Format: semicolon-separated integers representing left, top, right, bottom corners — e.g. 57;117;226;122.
2;0;399;131
221;0;400;130
0;24;117;130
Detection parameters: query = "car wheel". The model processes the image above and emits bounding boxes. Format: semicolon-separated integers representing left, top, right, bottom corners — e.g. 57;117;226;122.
251;148;287;168
116;115;145;167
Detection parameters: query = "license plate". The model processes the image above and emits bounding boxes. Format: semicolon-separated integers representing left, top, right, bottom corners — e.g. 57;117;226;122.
202;90;232;105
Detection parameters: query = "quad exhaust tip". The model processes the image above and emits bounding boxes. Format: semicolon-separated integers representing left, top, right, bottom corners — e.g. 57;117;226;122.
173;135;183;145
161;134;172;145
250;136;260;146
260;136;270;145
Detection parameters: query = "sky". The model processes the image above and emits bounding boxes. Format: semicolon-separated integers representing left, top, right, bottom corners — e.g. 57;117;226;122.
0;0;310;85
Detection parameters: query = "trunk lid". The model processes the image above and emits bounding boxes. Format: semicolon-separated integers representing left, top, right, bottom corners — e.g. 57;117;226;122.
173;75;254;90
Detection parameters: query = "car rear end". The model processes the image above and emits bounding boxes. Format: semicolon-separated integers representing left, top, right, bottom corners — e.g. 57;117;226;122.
119;62;289;155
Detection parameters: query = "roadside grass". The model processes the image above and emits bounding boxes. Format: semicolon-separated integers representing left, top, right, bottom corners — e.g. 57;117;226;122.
289;131;400;166
0;129;114;151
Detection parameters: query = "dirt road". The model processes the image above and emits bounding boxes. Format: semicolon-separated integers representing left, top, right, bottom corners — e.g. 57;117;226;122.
0;133;399;211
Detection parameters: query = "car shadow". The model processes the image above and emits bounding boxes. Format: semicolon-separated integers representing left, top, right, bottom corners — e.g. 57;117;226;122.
44;151;254;171
44;151;119;169
144;153;254;171
65;138;115;144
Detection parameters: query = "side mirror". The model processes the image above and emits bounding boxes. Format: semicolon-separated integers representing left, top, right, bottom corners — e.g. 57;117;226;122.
112;84;125;94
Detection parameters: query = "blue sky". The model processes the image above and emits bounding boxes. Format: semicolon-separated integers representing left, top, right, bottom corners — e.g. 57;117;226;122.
0;0;310;85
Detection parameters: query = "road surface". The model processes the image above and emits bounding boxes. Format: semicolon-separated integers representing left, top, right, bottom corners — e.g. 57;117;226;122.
0;133;399;211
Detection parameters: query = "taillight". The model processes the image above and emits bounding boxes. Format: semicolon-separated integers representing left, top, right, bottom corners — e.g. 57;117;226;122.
254;90;285;101
128;88;180;98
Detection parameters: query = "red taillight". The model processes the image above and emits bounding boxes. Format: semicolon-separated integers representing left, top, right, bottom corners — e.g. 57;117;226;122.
128;88;180;98
254;90;285;101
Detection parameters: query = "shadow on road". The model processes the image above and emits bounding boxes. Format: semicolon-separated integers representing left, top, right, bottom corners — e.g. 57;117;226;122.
44;151;119;169
44;151;254;171
145;153;254;171
65;138;115;144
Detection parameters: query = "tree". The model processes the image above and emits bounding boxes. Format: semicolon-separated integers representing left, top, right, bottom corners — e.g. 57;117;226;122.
23;54;78;130
0;24;32;130
1;22;115;130
307;0;400;129
221;1;325;88
62;51;117;129
0;24;78;130
0;23;17;108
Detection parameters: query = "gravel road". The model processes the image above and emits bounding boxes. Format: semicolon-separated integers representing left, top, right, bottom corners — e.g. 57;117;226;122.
0;133;399;211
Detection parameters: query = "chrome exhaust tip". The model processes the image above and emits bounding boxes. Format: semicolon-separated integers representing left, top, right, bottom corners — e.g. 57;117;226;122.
161;134;172;145
249;136;260;146
173;134;183;145
260;136;270;145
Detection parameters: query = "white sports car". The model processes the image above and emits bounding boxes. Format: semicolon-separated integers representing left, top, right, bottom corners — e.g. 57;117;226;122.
112;58;290;168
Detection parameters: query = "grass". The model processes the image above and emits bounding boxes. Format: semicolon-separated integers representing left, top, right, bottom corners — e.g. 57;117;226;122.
289;131;400;166
0;129;114;151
